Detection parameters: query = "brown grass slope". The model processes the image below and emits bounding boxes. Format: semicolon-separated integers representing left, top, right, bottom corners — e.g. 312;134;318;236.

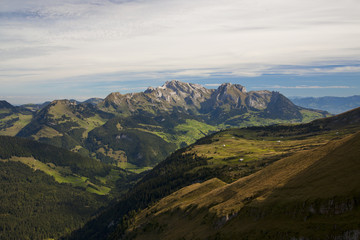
126;131;360;240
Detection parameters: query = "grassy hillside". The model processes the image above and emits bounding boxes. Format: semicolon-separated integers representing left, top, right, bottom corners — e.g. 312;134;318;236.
123;129;360;240
0;113;33;136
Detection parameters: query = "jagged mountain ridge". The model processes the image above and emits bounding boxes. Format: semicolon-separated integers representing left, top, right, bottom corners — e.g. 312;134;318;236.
99;80;309;121
99;81;212;115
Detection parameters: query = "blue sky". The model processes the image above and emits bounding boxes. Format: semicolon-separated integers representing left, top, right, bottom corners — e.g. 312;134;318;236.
0;0;359;104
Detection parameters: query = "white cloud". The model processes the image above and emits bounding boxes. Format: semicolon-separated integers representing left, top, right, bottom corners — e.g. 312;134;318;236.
204;83;221;87
0;0;359;85
258;85;352;89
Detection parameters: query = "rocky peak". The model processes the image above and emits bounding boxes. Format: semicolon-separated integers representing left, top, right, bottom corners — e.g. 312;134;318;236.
146;80;209;96
217;83;247;94
144;80;212;107
212;83;247;104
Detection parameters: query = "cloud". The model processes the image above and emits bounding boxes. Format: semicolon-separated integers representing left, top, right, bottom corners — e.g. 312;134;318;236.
258;85;352;89
0;0;359;86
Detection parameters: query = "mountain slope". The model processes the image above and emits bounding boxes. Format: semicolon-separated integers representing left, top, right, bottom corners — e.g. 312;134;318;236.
124;129;360;240
67;107;360;240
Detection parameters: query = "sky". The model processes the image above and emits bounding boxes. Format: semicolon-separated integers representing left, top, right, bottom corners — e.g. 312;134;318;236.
0;0;359;105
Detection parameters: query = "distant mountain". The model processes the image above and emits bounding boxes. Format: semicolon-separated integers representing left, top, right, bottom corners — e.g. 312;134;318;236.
0;100;33;115
290;95;360;114
21;101;51;112
84;97;104;105
100;80;329;126
99;80;212;115
68;107;360;240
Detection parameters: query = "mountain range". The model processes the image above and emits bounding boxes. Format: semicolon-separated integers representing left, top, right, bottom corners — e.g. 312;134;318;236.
290;95;360;114
1;80;329;171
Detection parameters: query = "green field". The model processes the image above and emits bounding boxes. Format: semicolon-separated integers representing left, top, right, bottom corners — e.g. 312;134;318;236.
0;114;33;136
3;157;111;195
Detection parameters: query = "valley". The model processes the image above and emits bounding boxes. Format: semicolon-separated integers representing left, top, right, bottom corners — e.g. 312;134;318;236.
0;81;357;240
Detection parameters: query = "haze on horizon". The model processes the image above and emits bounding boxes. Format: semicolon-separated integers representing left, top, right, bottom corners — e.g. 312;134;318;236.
0;0;359;105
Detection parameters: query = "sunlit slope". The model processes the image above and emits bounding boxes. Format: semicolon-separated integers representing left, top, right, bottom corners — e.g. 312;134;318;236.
127;131;360;240
0;100;33;136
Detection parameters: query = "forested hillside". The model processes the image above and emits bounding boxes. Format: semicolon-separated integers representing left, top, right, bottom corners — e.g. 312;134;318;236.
0;161;108;240
0;136;139;239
